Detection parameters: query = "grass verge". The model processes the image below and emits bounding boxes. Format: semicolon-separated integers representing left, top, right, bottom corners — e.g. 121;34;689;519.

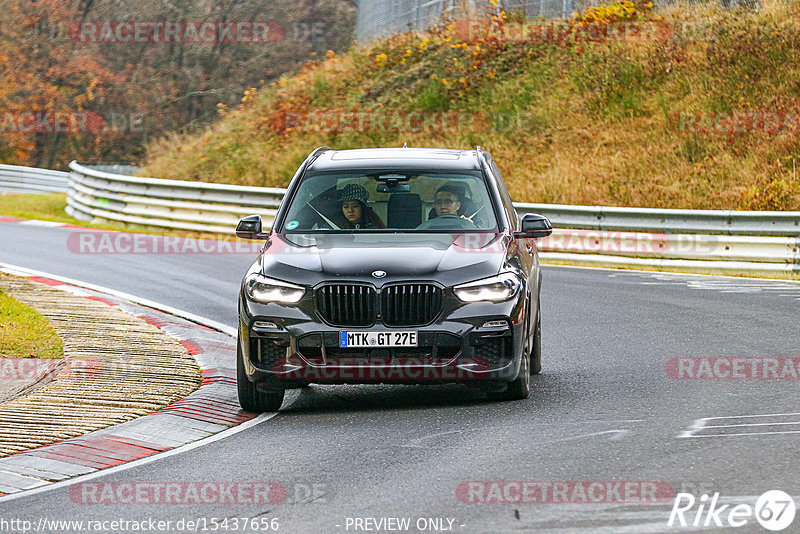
0;275;64;359
541;258;800;280
0;193;236;238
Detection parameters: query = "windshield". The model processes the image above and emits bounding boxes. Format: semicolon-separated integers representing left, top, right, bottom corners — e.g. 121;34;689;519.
280;171;498;233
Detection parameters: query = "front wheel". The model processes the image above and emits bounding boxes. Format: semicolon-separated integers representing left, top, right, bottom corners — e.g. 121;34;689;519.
489;304;531;401
237;338;285;412
530;296;542;375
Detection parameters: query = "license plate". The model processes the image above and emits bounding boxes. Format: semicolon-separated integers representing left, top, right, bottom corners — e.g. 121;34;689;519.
339;331;418;348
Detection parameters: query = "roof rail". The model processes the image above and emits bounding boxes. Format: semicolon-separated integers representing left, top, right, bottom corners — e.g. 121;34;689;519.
475;146;489;172
292;146;333;187
307;146;333;167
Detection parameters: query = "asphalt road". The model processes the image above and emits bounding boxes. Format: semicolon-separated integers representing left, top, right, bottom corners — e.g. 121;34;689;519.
0;221;799;533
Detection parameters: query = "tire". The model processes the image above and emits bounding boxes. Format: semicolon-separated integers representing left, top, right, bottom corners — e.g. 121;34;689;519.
530;296;542;375
237;338;285;412
489;301;531;401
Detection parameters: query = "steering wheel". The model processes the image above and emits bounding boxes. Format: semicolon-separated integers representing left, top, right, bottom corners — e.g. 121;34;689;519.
416;214;477;230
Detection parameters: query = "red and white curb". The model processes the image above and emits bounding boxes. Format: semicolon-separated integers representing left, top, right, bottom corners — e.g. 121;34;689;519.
0;216;91;230
0;264;262;498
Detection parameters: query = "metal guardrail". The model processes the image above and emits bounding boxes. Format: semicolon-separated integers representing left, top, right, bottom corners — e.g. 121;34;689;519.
67;161;283;234
86;164;140;176
514;203;800;237
65;161;800;276
538;229;799;276
0;164;70;194
541;229;798;263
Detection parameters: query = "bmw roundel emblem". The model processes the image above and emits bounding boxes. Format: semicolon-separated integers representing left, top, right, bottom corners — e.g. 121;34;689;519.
372;270;387;278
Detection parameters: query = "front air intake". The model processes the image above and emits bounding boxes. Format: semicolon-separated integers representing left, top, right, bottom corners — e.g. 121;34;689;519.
381;284;442;327
316;284;376;327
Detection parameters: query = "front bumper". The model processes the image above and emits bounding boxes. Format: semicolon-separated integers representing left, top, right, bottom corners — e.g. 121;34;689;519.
239;294;526;386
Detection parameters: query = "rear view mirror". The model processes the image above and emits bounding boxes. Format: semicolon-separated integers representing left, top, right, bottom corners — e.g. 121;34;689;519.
236;215;269;239
377;183;410;193
514;213;553;239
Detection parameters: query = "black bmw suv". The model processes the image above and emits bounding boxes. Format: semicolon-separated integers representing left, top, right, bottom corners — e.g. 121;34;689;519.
235;146;553;412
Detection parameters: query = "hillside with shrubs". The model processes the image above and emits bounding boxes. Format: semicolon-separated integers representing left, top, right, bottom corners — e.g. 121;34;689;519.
142;0;800;210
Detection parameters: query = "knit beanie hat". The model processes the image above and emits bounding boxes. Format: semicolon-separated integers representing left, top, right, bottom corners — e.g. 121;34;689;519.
338;183;368;205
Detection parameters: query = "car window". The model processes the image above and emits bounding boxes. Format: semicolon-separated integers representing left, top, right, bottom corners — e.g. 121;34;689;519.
281;171;498;233
488;158;517;231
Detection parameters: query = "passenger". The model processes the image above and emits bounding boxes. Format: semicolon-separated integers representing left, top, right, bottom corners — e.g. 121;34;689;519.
337;183;385;229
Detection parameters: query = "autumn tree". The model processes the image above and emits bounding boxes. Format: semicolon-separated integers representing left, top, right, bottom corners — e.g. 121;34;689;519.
0;0;356;168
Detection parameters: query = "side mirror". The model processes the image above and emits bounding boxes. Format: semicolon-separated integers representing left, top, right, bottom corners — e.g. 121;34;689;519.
514;213;553;239
236;215;269;239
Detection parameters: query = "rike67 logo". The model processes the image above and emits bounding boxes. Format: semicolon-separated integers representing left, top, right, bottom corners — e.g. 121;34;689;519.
669;490;796;531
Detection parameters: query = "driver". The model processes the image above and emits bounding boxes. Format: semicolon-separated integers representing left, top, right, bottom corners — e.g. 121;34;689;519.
433;184;462;217
424;182;486;229
415;184;477;230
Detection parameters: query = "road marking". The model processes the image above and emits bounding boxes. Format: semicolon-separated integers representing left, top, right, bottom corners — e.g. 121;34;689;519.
0;412;276;503
16;220;64;227
680;412;800;438
569;419;645;424
537;430;630;445
0;262;236;336
401;430;464;448
548;264;800;283
636;272;800;298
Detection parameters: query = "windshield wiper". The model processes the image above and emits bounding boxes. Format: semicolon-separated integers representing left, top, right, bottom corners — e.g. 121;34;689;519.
461;204;484;223
308;202;340;230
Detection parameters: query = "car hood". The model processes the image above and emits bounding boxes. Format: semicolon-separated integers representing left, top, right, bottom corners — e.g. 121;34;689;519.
260;232;509;285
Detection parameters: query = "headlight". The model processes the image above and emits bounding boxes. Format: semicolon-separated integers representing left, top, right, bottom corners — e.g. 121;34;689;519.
453;272;521;303
245;274;305;304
